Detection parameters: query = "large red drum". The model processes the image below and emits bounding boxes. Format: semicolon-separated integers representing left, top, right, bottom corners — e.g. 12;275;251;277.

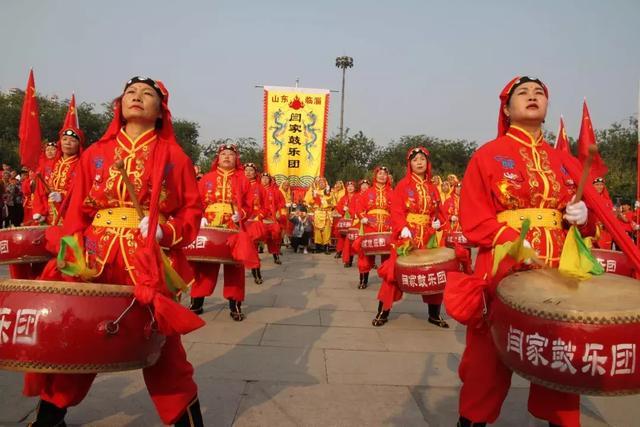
361;232;392;255
491;269;640;395
395;247;461;295
346;227;359;241
0;226;51;265
445;231;472;248
183;226;238;264
336;218;353;236
0;279;165;373
591;249;635;278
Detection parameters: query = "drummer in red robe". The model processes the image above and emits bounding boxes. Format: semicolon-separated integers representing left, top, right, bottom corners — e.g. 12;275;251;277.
335;180;357;265
372;148;448;328
592;177;614;249
354;166;392;289
260;172;286;264
24;76;205;426
442;182;462;237
189;145;253;319
20;168;35;224
32;126;84;225
243;162;269;284
455;76;595;427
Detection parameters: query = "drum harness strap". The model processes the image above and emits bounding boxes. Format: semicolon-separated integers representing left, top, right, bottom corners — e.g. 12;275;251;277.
497;208;562;229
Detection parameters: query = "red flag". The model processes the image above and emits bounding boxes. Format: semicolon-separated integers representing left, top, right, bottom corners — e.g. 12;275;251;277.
62;93;79;129
18;69;42;170
578;99;608;178
554;115;571;155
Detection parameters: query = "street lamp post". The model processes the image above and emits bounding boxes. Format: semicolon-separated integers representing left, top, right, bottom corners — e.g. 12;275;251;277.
335;56;354;143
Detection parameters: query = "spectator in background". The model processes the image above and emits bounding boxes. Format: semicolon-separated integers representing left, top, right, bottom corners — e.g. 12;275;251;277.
290;205;313;254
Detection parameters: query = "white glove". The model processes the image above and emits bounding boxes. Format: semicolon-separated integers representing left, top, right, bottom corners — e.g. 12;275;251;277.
200;217;208;227
48;192;62;203
431;219;441;230
231;212;241;223
634;224;640;231
564;197;588;225
139;216;163;241
361;217;368;224
450;215;458;222
286;202;291;208
635;201;640;209
400;226;412;239
32;213;43;222
343;206;349;211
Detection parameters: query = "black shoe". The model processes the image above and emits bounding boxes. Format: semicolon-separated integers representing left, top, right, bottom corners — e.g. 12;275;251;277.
174;397;204;427
334;251;342;259
229;299;245;321
258;245;264;253
189;297;204;315
428;316;450;328
372;309;390;327
30;400;67;427
457;416;486;427
273;254;282;265
251;268;263;285
344;262;351;268
324;245;331;255
358;272;369;289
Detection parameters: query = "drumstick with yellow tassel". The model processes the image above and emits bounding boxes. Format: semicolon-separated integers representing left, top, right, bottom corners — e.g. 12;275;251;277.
114;160;188;294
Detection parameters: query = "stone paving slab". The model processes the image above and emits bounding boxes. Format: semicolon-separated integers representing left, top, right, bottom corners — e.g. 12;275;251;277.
187;342;327;384
233;382;426;427
260;324;385;351
325;349;462;387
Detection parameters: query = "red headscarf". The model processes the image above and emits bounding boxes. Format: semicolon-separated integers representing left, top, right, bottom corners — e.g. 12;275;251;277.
210;144;243;171
372;165;392;190
405;146;432;180
498;76;549;137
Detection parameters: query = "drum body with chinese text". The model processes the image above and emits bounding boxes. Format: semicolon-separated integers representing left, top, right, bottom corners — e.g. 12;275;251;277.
591;249;635;278
361;232;392;256
394;247;460;295
346;228;359;242
183;227;238;264
336;218;353;236
445;231;472;249
0;226;50;265
491;269;640;395
0;279;165;374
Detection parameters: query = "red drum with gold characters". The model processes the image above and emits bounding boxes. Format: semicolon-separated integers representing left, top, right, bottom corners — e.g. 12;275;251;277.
591;249;634;278
491;269;640;395
346;228;359;241
0;226;50;265
445;231;472;249
0;279;165;373
395;247;460;295
361;232;392;256
183;227;238;264
336;218;353;236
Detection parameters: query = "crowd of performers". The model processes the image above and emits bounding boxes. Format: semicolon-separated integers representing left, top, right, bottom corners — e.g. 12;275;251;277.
4;74;639;427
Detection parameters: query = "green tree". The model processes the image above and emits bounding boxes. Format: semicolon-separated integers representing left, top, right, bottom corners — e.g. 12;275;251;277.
324;130;378;183
198;137;263;172
597;117;638;203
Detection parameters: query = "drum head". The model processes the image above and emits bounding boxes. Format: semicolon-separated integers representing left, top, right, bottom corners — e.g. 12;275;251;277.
498;269;640;323
396;247;456;267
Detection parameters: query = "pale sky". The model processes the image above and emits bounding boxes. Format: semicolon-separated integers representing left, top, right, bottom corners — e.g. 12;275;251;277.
1;0;638;146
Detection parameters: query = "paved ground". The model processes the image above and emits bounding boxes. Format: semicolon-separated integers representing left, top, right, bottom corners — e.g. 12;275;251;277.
1;252;639;426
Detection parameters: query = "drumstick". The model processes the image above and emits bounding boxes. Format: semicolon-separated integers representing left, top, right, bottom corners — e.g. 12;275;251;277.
114;160;145;220
36;172;51;194
573;145;597;204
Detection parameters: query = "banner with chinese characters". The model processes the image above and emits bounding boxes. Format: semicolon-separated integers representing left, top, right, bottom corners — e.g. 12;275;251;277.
263;86;329;188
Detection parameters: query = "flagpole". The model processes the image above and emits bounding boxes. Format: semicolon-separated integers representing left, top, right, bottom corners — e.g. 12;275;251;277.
554;115;563;149
636;81;640;247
